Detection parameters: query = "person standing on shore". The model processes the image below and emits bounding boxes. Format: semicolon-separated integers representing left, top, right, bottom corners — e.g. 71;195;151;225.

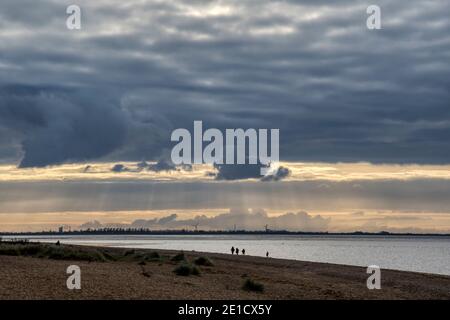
231;246;235;255
242;249;245;255
236;248;239;255
266;251;269;258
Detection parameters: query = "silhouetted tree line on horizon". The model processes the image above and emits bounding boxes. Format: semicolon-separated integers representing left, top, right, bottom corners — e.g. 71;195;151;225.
1;228;449;237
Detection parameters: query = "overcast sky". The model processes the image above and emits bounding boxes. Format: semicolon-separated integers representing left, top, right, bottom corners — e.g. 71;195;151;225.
1;0;449;166
1;1;450;232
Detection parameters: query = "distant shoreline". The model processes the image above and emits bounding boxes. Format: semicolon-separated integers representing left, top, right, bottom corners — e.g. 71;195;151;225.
2;230;450;237
4;231;448;276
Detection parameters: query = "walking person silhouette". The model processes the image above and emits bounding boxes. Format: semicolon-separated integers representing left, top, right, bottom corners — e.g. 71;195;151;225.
231;246;235;255
242;249;245;255
236;248;239;255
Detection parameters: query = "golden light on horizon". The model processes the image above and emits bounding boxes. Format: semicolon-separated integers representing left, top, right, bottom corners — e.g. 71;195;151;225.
1;161;450;182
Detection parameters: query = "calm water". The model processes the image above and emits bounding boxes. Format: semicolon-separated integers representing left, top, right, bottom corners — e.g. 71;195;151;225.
8;234;450;275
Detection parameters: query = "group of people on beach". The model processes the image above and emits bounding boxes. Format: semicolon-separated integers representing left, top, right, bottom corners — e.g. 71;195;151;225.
230;246;244;255
230;246;269;258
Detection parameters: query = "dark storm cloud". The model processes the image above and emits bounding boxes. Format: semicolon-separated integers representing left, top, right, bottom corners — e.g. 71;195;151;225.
213;163;263;180
1;0;449;166
0;85;126;167
111;164;128;172
212;163;290;181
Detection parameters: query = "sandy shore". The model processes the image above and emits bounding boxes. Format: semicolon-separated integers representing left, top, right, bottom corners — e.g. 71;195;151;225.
0;244;449;300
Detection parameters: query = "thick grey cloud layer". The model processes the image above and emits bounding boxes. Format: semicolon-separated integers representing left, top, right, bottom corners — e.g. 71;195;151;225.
2;179;450;213
1;0;449;166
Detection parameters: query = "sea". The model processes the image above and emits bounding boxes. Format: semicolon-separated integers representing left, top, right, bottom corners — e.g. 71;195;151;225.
4;234;450;276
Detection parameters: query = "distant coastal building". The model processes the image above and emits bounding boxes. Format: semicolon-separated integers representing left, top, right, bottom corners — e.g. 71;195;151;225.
58;226;64;233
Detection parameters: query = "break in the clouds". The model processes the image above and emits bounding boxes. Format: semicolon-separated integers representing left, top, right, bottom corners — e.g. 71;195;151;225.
1;0;450;167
